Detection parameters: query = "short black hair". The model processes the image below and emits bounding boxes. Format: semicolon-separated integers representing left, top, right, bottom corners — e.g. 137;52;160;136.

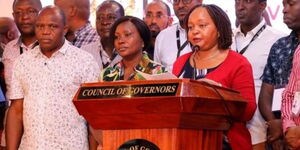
156;0;171;16
39;5;67;26
99;0;125;17
185;4;232;50
110;16;151;51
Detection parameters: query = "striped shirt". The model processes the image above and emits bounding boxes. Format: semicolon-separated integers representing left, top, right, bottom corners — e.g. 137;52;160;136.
282;46;300;132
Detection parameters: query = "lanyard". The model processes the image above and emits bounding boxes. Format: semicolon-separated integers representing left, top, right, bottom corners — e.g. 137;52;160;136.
176;27;189;58
99;48;118;68
19;42;39;54
236;24;266;55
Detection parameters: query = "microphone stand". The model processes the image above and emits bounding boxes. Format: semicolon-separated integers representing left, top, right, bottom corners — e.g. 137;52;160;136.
192;45;200;80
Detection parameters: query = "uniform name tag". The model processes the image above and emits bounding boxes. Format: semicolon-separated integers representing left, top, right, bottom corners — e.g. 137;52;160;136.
292;92;300;116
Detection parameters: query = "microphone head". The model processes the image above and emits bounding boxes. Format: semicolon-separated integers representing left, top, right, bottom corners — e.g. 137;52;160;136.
192;45;200;52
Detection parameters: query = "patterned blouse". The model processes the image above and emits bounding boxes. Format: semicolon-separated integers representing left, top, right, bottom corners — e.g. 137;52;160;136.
100;53;167;81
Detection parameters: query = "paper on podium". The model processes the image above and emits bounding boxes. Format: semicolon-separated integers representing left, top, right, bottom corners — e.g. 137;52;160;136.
135;70;177;80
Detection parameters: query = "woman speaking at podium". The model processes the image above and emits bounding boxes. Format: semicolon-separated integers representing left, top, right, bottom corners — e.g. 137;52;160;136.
99;16;167;81
172;4;256;150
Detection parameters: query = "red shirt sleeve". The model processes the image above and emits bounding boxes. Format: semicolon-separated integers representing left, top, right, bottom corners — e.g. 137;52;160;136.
231;59;256;121
206;51;256;122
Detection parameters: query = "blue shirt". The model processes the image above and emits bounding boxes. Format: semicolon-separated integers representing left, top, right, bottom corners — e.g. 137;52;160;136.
261;31;298;88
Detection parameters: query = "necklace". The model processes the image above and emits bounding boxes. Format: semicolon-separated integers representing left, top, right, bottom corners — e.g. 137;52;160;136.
194;49;221;61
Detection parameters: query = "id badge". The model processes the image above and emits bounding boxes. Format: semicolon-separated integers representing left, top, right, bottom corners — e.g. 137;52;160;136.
292;92;300;116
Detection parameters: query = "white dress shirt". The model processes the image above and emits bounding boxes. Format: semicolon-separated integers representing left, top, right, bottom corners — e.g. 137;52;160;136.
232;20;286;144
9;41;100;150
154;23;192;72
2;38;37;97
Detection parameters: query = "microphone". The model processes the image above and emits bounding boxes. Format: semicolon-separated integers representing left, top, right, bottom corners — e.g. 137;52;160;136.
192;45;200;80
192;45;200;52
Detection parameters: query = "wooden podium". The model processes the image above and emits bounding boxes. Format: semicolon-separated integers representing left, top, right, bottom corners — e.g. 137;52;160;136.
73;79;247;150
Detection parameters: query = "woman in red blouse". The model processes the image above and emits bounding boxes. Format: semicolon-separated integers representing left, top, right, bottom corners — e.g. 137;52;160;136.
172;4;256;150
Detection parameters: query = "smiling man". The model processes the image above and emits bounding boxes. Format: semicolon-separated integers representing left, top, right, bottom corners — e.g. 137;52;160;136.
6;6;99;150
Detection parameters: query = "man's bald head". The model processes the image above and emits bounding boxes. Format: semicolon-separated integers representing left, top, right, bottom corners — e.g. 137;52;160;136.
146;0;171;16
13;0;42;11
74;0;90;20
54;0;90;21
97;0;124;17
37;5;66;27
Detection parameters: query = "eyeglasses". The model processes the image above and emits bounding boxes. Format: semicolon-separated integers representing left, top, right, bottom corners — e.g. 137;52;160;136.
13;9;38;18
173;0;193;5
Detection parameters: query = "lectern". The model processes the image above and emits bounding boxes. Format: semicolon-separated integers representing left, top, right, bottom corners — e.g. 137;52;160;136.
73;79;247;150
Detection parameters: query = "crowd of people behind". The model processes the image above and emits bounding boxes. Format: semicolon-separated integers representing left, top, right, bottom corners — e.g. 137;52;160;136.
0;0;300;150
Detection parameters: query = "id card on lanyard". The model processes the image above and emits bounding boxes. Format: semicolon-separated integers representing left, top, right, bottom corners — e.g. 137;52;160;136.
292;92;300;116
236;24;266;55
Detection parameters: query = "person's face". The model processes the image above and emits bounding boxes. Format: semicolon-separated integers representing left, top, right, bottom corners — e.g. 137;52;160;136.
283;0;300;31
144;2;172;38
114;21;144;58
173;0;202;24
235;0;265;26
96;3;122;39
13;0;39;36
35;10;67;53
187;7;218;51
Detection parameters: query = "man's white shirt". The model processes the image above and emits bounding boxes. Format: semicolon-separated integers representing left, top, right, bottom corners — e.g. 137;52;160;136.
232;20;286;144
9;41;100;150
154;23;192;72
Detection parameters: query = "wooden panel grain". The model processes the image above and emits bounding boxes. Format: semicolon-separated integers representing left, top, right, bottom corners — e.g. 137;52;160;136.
102;129;223;150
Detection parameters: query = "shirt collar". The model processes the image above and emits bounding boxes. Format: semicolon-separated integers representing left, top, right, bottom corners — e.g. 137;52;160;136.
13;36;38;49
177;23;185;32
34;39;69;58
236;19;266;36
74;22;92;36
289;30;299;43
